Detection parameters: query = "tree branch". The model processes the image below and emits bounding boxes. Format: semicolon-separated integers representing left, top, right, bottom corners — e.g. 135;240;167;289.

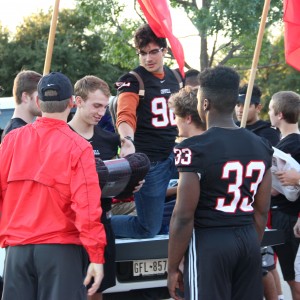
218;44;242;65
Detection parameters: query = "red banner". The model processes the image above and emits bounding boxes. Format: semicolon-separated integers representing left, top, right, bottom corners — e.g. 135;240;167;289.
137;0;185;77
284;0;300;71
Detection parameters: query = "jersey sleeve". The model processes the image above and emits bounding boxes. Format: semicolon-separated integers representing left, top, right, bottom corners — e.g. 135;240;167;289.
115;72;140;95
174;138;204;175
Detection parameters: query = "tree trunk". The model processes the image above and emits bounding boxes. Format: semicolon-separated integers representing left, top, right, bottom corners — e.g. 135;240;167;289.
200;0;209;70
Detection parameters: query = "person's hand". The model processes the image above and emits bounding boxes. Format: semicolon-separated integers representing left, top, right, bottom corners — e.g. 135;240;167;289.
275;169;300;186
167;268;184;300
83;263;104;296
120;138;135;157
294;218;300;238
133;180;145;193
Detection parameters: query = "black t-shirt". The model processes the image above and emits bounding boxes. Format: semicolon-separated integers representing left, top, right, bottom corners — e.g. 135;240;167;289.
87;126;120;161
70;125;120;213
271;133;300;215
1;118;27;140
236;120;280;146
175;127;273;228
116;66;182;161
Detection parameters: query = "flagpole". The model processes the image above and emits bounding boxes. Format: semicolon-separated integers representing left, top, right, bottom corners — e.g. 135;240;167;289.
43;0;60;75
240;0;271;128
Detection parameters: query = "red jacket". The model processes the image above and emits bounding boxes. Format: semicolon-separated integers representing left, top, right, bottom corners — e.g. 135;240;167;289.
0;117;106;263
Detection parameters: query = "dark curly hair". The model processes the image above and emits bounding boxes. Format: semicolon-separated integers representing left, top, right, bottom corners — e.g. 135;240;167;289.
134;24;167;50
198;66;240;113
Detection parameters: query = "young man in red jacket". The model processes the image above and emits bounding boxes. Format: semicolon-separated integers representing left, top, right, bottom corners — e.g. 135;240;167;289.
0;72;106;300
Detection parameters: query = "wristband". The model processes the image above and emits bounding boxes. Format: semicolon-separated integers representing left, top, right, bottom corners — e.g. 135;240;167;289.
123;136;134;145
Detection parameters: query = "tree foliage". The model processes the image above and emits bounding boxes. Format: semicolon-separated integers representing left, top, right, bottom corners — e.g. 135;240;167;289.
76;0;142;70
0;7;127;96
74;0;300;120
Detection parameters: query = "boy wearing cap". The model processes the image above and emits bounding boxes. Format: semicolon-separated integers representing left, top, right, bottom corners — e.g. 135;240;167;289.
235;84;280;146
0;72;106;300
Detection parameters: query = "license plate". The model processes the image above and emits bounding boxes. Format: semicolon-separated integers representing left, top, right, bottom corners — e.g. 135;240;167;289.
133;259;168;276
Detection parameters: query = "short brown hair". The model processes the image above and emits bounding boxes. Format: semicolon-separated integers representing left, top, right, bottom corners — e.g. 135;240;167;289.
39;98;70;113
168;86;204;129
272;91;300;124
74;75;110;100
13;70;42;105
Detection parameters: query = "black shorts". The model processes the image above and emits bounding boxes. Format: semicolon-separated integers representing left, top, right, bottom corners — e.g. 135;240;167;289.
3;244;88;300
272;210;300;281
184;225;263;300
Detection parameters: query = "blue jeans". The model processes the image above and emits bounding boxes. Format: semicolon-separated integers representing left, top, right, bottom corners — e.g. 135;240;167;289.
111;152;176;238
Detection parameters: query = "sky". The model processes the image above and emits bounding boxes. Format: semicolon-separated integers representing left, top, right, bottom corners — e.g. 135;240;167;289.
0;0;200;70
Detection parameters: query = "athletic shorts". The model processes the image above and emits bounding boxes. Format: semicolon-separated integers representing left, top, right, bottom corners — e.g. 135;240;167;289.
2;244;88;300
272;210;300;281
184;225;263;300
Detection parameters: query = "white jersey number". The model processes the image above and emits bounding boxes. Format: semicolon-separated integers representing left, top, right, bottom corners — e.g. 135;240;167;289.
174;148;192;165
151;97;176;127
216;161;265;213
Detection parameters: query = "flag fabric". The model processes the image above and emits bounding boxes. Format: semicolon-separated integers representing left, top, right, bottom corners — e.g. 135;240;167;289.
284;0;300;71
137;0;185;77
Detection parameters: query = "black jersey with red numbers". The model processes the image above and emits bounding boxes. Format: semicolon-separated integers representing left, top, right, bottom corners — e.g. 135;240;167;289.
116;66;181;161
271;133;300;215
174;127;273;228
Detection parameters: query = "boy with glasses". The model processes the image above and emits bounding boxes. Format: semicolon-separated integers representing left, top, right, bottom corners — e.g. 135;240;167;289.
112;23;183;238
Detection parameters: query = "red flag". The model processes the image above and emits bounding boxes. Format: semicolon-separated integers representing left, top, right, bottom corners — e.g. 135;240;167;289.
284;0;300;71
137;0;185;77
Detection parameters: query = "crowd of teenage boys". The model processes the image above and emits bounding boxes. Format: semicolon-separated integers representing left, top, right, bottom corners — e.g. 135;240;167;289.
0;22;300;300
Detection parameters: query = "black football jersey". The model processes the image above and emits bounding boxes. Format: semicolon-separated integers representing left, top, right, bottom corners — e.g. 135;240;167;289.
271;133;300;215
116;66;182;161
174;127;273;228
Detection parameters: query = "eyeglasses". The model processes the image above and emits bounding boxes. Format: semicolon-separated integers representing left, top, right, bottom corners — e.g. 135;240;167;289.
137;48;163;57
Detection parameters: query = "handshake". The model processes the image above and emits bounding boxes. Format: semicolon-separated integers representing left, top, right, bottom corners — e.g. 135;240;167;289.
95;153;150;199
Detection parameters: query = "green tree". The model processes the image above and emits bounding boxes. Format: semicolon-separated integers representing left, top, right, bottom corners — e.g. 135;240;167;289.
0;23;16;95
169;0;283;70
0;7;127;96
76;0;284;71
77;0;142;70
